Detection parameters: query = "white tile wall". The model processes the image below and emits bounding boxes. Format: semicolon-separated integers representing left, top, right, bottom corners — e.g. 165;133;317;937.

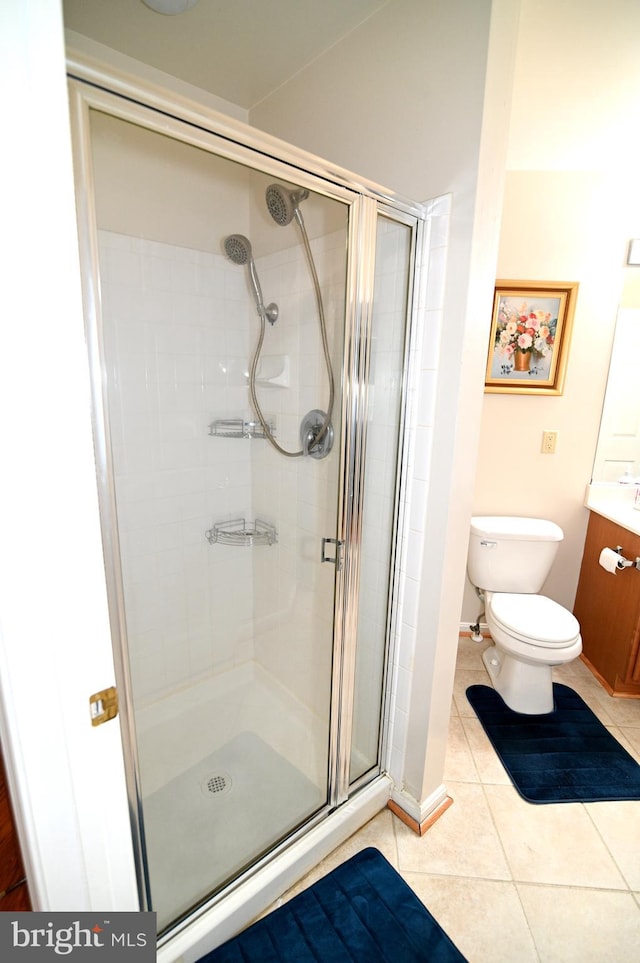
99;226;346;719
99;232;256;704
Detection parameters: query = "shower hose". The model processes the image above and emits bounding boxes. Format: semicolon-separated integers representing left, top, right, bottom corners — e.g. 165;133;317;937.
249;214;334;458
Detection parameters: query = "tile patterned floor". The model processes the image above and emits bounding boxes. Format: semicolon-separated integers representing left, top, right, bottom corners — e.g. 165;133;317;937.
283;635;640;962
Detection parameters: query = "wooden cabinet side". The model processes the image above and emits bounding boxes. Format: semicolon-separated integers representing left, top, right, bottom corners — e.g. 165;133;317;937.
573;512;640;694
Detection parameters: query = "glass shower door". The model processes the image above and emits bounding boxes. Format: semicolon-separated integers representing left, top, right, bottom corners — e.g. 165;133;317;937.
83;106;349;932
350;214;414;783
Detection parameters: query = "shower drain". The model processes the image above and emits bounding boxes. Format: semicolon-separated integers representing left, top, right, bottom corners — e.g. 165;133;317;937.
200;771;232;798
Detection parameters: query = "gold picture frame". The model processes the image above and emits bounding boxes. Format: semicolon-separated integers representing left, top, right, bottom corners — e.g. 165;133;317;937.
485;280;578;395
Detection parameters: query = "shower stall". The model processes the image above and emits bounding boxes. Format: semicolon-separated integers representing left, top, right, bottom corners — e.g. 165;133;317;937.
68;65;426;944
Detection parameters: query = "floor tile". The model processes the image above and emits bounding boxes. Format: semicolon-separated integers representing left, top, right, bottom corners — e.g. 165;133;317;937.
460;715;511;786
444;714;479;783
405;874;538;963
564;662;640;728
396;781;511;881
553;659;591;683
453;666;490;717
484;784;627;889
518;883;640;962
585;799;640;890
455;635;491;669
591;692;640;727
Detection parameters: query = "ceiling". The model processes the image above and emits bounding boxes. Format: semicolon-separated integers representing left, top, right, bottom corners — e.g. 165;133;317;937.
63;0;390;110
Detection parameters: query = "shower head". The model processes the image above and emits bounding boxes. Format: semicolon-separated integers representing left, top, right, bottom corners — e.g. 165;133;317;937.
223;233;279;325
265;184;309;226
224;234;253;265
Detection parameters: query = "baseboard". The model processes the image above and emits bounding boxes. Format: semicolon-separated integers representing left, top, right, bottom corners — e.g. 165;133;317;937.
388;784;452;836
387;795;453;836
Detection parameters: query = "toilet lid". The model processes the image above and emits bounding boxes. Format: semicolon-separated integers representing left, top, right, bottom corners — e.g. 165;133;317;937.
489;593;580;646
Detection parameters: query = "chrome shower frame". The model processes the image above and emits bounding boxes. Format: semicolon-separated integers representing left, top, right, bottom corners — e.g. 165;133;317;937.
67;53;429;961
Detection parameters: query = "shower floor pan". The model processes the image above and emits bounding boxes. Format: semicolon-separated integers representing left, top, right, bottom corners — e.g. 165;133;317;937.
134;664;329;931
144;730;325;933
135;662;327;795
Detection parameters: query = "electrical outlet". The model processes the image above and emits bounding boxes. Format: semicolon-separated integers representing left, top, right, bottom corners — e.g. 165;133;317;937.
541;430;558;454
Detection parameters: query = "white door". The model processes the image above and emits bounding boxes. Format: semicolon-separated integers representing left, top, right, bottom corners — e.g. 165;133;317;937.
0;0;139;913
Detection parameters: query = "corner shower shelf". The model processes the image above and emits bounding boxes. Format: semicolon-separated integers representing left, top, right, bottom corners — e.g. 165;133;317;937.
208;418;275;439
205;518;278;547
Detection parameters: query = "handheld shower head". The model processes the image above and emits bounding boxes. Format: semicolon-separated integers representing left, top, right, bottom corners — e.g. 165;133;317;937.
265;184;309;226
224;233;252;265
223;234;278;325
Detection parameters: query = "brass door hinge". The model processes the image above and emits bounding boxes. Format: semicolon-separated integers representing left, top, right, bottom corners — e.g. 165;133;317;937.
89;687;118;727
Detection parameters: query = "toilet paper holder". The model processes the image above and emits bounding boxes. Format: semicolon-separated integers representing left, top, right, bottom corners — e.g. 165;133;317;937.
613;546;640;570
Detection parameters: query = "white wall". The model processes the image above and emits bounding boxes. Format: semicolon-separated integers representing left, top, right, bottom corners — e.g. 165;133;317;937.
462;0;640;624
91;111;252;252
251;0;492;203
66;29;248;123
0;0;138;911
506;0;640;174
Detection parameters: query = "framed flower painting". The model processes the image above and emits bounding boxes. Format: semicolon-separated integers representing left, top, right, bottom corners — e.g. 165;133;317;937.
485;280;578;394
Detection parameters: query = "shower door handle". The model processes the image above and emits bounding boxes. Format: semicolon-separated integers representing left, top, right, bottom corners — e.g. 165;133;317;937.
321;537;344;571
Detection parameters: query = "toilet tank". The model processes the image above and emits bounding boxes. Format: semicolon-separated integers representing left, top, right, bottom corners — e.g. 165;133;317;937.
468;516;563;593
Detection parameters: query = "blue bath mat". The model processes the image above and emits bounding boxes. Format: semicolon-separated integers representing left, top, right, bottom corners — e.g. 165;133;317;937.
466;682;640;804
198;847;467;962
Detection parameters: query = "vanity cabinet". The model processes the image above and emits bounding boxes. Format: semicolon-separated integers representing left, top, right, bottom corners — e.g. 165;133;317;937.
573;511;640;697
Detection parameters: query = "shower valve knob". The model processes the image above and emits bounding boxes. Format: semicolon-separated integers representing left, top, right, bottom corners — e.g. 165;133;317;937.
300;409;334;459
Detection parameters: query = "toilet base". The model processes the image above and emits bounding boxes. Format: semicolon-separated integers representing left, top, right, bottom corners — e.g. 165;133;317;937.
482;645;555;714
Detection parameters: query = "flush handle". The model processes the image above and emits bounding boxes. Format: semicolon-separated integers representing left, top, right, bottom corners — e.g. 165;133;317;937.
480;540;497;548
89;687;119;727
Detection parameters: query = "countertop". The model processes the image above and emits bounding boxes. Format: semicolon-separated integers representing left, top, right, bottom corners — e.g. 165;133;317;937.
584;483;640;537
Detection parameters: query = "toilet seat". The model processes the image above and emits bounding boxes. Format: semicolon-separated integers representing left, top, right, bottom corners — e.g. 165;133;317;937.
488;593;580;649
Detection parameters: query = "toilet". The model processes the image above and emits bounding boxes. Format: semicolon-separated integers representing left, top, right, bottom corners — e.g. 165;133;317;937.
467;516;582;714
